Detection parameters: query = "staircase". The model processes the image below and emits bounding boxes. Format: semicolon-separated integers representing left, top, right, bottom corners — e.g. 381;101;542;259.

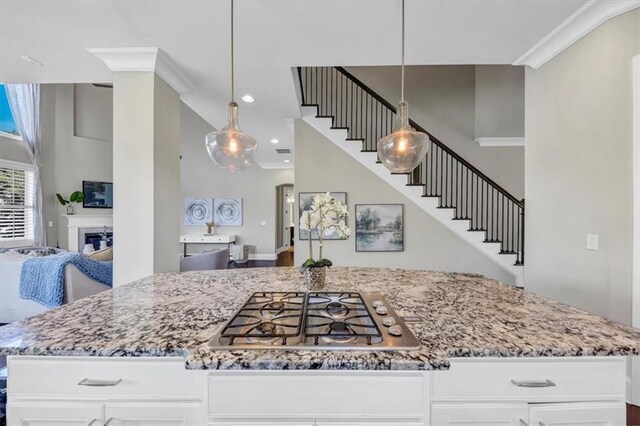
296;66;524;285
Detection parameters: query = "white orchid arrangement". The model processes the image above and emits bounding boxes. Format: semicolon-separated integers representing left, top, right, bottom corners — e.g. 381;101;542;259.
299;192;351;273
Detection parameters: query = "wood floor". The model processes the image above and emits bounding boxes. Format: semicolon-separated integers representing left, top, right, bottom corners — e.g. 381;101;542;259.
629;404;640;425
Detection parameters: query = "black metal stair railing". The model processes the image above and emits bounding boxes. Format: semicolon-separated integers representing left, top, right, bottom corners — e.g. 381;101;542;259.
298;66;525;265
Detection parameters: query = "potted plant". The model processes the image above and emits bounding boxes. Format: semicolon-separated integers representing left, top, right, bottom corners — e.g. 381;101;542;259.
299;192;350;289
56;191;84;215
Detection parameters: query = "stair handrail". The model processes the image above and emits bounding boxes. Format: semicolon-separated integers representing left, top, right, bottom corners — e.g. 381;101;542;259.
331;66;524;208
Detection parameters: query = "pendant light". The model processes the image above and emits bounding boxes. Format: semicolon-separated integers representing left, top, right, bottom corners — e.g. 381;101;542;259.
377;0;429;173
206;0;257;173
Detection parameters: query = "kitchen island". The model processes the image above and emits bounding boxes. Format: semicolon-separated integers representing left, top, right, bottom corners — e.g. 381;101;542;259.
1;267;640;425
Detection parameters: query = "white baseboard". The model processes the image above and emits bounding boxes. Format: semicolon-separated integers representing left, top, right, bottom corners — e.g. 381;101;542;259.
248;253;277;261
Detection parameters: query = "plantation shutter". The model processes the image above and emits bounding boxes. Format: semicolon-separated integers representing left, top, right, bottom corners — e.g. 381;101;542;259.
0;160;35;242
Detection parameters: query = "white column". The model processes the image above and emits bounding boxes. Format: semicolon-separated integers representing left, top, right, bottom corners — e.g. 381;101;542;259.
111;72;180;285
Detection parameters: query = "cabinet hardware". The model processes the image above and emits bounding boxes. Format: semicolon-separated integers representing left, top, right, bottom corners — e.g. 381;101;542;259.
78;378;123;387
519;419;529;426
86;420;101;426
510;379;556;388
105;418;117;425
539;423;547;426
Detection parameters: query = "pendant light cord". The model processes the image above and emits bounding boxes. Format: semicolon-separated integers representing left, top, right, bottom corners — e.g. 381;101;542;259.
401;0;405;103
230;0;235;103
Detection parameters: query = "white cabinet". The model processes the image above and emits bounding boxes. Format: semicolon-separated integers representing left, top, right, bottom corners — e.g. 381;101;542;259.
431;403;528;426
7;403;102;426
431;402;625;426
528;402;625;426
210;422;314;426
104;403;203;426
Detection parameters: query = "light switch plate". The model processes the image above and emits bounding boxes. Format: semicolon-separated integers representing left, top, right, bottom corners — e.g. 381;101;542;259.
586;233;599;250
48;221;53;227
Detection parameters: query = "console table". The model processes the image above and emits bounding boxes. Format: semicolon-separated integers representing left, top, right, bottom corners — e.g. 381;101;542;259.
179;235;236;258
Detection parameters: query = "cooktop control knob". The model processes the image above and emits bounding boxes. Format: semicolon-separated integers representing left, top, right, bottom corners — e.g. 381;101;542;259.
388;325;403;336
372;300;384;308
382;317;396;327
375;306;388;315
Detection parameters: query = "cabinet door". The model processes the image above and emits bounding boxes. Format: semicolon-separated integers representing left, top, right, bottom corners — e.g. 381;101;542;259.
7;403;103;426
528;402;625;426
431;403;528;426
104;403;201;426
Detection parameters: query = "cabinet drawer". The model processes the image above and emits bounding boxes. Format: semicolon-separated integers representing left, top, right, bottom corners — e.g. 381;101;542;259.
432;357;625;402
208;371;426;417
8;356;200;399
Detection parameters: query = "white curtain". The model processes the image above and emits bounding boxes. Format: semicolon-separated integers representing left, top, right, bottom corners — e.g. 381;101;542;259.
5;84;46;246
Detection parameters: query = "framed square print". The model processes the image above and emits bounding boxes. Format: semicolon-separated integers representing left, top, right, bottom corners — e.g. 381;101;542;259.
355;204;404;252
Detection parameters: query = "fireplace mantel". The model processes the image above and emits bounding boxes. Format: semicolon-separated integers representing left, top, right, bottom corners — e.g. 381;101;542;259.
63;214;113;252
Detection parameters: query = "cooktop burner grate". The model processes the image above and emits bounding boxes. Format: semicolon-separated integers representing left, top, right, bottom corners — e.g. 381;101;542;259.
304;292;382;346
218;292;306;345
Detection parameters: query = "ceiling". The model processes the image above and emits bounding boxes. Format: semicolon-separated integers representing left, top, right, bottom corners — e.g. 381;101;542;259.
0;0;588;166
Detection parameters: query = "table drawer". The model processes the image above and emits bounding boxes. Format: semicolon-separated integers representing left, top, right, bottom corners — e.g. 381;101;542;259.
432;357;625;402
208;371;426;417
9;356;200;399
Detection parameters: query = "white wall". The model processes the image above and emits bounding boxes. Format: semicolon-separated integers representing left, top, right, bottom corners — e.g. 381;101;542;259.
525;8;640;324
294;119;516;284
74;83;113;142
180;103;294;259
346;65;525;199
475;65;525;138
53;84;113;249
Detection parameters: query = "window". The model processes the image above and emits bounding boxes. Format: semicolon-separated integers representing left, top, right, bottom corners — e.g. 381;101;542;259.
0;84;21;140
0;160;34;243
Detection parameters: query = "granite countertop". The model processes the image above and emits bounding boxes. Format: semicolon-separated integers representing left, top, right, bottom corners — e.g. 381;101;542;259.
1;267;640;371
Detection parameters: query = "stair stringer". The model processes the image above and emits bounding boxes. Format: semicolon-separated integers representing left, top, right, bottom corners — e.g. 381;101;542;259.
301;107;523;286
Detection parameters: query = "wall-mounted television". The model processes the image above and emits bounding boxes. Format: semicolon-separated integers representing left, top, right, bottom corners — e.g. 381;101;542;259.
82;181;113;209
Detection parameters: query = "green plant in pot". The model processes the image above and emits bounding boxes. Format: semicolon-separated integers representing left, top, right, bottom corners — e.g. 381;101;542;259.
56;191;84;215
299;192;350;290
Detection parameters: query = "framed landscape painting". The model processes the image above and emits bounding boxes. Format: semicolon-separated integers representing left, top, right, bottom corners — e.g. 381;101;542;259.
355;204;404;252
298;192;347;240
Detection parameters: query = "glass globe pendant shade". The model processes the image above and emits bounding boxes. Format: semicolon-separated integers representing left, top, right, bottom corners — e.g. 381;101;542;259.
377;101;430;173
205;101;257;173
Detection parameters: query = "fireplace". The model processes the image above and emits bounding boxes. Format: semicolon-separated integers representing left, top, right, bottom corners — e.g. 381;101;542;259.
84;232;113;251
78;227;114;252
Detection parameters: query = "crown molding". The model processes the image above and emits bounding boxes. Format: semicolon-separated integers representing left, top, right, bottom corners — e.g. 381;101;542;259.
474;137;525;147
259;162;295;170
87;47;195;95
513;0;640;69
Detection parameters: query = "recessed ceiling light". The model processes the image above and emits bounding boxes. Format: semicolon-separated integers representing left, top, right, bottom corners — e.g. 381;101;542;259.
20;56;43;66
241;94;254;103
284;159;291;163
270;138;279;144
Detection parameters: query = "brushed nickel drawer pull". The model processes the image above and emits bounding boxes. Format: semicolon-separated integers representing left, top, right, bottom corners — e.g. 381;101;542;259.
78;378;123;387
519;419;529;426
87;420;101;426
105;418;118;425
511;379;556;388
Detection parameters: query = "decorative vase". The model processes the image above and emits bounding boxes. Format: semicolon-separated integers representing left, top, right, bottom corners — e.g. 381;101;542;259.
304;266;326;290
66;204;74;215
83;243;94;254
99;240;107;250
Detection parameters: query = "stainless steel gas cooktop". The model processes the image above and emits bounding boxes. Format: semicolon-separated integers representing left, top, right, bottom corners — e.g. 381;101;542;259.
208;291;422;350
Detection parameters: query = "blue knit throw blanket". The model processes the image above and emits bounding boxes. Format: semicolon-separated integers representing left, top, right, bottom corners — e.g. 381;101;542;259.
20;252;113;308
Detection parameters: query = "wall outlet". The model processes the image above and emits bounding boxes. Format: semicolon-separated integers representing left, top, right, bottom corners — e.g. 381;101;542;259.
586;233;599;251
48;221;53;228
